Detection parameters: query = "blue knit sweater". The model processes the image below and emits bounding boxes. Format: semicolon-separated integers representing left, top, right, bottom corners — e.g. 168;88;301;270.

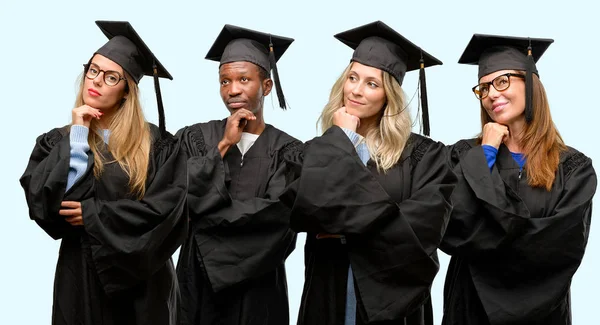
66;125;110;191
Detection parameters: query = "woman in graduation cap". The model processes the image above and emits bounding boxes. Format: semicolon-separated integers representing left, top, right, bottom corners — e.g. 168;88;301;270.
441;34;596;325
280;21;456;325
19;21;187;325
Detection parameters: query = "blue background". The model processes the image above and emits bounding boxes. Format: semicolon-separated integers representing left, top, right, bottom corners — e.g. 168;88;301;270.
1;1;597;324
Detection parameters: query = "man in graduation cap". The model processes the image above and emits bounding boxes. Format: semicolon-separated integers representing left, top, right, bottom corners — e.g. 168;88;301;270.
441;34;596;325
175;24;302;325
20;21;187;325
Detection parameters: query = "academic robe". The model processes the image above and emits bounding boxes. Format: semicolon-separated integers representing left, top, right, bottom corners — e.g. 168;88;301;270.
441;139;596;325
19;124;188;325
280;126;456;325
176;119;302;325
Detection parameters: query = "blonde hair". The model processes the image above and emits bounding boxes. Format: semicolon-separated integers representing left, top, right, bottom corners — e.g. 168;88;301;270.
478;72;566;191
73;73;151;198
318;63;412;172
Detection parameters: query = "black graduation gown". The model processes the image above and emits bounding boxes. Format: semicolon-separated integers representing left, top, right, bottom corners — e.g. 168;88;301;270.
441;139;596;325
280;126;457;325
19;124;188;325
176;119;302;325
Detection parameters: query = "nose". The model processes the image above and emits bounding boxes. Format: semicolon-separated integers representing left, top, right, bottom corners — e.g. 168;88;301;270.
350;82;363;97
228;81;242;97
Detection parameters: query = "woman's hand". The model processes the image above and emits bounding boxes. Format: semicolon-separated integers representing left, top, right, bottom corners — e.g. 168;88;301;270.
72;105;102;128
333;107;360;132
60;201;84;226
482;122;509;149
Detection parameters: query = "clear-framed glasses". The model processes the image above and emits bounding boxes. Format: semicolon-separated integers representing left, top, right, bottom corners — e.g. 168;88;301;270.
472;72;525;100
84;63;127;87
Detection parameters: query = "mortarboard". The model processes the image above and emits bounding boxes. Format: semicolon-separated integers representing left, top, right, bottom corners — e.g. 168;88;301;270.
93;20;173;137
334;21;442;136
205;24;294;109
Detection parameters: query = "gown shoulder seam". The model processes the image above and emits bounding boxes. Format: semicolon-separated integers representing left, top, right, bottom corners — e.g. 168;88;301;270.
279;140;304;165
411;136;435;167
453;139;475;159
563;151;590;179
46;126;69;146
188;124;208;155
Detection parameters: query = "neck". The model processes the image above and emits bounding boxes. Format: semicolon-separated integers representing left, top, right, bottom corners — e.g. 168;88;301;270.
356;115;379;137
504;118;526;153
243;110;266;135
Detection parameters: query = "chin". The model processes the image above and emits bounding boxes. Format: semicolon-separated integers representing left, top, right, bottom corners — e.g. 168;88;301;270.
491;112;518;125
84;99;117;112
345;106;361;117
83;96;103;108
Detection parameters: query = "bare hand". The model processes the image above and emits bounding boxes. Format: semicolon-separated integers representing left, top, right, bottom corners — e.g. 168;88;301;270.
482;122;509;149
60;201;84;226
72;105;102;128
333;107;360;132
221;109;256;147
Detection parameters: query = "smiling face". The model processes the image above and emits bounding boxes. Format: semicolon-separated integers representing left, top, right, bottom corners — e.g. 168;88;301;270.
82;54;128;115
479;69;526;125
219;61;273;115
342;62;387;125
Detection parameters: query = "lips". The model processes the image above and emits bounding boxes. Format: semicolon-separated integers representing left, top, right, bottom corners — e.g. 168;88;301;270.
227;101;246;109
347;98;365;106
492;102;508;112
88;88;101;97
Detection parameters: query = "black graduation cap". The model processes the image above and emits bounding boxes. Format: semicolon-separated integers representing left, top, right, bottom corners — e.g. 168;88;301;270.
205;24;294;109
93;20;173;137
334;21;442;136
458;34;554;122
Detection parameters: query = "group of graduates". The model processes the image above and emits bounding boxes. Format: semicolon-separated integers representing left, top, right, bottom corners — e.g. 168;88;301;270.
19;19;596;325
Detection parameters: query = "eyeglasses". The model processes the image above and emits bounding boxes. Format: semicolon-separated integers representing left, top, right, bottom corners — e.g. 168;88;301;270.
472;73;525;100
85;63;127;87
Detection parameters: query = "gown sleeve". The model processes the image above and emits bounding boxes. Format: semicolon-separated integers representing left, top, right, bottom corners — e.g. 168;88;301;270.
441;142;531;255
20;126;95;239
180;126;300;292
283;126;457;322
80;135;188;296
442;141;596;324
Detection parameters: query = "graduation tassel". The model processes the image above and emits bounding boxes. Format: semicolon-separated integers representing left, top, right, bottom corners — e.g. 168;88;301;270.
268;36;287;109
419;52;430;137
153;61;167;138
525;38;535;123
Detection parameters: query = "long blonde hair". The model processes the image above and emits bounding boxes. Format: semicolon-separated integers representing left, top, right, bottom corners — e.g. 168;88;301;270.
318;63;412;172
479;73;566;191
73;73;151;198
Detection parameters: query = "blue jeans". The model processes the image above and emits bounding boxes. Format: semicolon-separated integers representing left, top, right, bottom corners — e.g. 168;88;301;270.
345;266;357;325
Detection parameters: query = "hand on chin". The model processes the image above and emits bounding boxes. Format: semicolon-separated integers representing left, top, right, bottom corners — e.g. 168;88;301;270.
344;106;360;118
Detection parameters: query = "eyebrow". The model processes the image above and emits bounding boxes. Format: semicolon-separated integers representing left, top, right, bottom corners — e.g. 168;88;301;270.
350;70;382;84
219;70;250;78
90;62;123;74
